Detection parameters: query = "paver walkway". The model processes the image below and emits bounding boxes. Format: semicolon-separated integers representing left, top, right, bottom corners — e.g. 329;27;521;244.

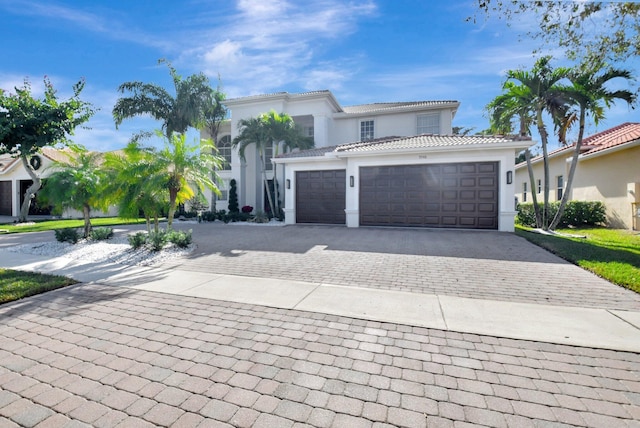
0;223;639;427
1;284;639;428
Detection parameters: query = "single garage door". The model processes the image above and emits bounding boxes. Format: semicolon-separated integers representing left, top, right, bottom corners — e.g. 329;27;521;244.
0;181;11;216
360;162;498;229
296;170;346;224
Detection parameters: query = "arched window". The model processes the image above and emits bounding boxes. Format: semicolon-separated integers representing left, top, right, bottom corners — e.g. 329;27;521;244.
217;135;232;170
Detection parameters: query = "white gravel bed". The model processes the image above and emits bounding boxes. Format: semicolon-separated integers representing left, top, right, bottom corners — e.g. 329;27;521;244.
6;236;194;267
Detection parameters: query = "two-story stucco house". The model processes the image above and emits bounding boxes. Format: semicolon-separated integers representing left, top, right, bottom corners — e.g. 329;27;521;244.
204;90;533;232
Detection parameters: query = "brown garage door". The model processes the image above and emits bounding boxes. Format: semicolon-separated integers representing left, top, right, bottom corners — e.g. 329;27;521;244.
296;170;346;224
360;162;498;229
0;181;11;216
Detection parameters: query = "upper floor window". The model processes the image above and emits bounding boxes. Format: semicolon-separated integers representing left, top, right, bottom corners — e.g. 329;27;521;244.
264;143;274;171
537;179;542;194
217;135;232;171
360;120;374;141
522;182;527;202
417;113;440;135
557;175;564;200
304;126;314;138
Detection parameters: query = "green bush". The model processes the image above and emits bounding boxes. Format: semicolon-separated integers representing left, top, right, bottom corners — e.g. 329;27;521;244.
54;228;80;244
89;227;113;241
128;232;147;249
516;201;607;228
201;210;217;222
147;231;167;252
166;229;192;248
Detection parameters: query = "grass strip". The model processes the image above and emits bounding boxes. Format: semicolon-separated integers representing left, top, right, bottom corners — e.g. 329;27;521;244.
0;217;149;234
0;269;78;304
516;226;640;294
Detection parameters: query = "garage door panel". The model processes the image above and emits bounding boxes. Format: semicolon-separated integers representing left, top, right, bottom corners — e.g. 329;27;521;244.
0;181;11;216
296;170;346;224
360;162;498;229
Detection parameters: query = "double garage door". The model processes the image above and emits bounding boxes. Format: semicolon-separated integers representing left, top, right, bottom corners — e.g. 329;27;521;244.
296;162;499;229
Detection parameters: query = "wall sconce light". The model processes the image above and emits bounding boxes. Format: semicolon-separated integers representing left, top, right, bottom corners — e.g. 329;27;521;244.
506;171;513;184
350;176;354;187
286;179;291;189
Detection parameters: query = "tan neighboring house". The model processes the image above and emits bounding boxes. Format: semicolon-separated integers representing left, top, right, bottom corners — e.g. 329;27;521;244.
514;122;640;229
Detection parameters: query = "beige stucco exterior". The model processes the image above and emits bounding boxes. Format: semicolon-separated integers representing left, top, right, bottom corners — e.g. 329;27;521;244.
515;141;640;229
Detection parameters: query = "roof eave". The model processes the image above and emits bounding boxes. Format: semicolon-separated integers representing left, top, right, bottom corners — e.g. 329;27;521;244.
578;138;640;161
334;140;534;158
334;101;460;119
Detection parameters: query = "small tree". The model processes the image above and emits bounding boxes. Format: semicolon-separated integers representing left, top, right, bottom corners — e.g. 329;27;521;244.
228;178;239;213
0;77;94;222
38;145;108;238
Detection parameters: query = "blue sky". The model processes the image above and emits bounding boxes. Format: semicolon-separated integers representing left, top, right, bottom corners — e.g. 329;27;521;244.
2;0;638;152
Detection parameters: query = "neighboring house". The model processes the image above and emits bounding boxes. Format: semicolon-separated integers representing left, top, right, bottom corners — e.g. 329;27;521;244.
0;148;64;217
201;89;533;231
514;122;640;229
0;147;117;219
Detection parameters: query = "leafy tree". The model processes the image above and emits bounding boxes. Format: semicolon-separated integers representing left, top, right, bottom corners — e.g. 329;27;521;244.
549;67;635;229
156;132;223;228
102;140;167;233
487;57;571;229
203;80;228;144
38;145;108;238
0;77;94;222
113;59;213;140
473;1;640;64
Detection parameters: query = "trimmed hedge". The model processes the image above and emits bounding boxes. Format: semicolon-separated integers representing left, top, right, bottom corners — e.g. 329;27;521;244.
516;201;607;228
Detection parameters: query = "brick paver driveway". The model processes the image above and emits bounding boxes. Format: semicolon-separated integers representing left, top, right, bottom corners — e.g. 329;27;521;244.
0;224;639;427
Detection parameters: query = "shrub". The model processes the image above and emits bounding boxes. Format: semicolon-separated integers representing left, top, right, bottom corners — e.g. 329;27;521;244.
55;228;80;244
516;201;607;228
216;209;227;221
89;227;113;241
201;211;217;222
228;179;239;213
166;229;192;248
128;232;147;249
147;231;167;252
241;205;253;213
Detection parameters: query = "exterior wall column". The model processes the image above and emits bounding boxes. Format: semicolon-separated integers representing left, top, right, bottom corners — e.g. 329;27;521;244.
313;114;330;148
345;160;359;227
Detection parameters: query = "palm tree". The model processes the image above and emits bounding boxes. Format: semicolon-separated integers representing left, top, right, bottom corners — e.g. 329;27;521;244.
232;111;314;217
156;132;223;228
488;56;572;229
112;59;213;140
38;145;109;238
102;141;167;233
549;66;635;230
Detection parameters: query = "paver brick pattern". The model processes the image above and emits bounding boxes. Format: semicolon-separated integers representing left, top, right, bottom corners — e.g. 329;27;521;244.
171;224;640;311
0;284;638;427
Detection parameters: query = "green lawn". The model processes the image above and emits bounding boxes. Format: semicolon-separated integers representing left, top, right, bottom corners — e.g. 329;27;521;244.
0;217;148;234
0;269;78;304
516;226;640;294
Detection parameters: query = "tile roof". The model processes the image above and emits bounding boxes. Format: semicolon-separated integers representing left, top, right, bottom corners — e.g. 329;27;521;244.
277;134;532;159
516;122;640;166
341;101;458;114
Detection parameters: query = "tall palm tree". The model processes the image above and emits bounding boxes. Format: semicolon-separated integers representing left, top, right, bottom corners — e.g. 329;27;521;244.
156;132;223;228
488;56;571;229
38;145;109;238
102;141;168;233
549;66;635;229
112;59;213;140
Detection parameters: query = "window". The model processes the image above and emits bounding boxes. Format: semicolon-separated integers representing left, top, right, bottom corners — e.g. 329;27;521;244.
305;126;314;138
264;143;274;171
537;179;542;194
217;135;232;170
360;120;374;141
557;175;564;200
417;113;440;135
522;182;527;202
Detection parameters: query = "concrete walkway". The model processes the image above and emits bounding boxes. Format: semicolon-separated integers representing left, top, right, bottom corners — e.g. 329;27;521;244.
1;225;639;427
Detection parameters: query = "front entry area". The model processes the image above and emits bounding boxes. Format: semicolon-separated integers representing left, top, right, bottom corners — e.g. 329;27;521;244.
359;162;499;229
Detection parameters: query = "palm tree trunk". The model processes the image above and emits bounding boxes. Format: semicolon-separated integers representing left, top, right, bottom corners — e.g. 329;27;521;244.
536;108;551;230
18;156;42;223
549;108;586;230
82;204;92;238
260;152;276;216
525;149;542;228
167;189;178;229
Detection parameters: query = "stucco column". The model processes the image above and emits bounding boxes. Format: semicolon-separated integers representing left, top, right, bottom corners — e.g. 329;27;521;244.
313;114;330;147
